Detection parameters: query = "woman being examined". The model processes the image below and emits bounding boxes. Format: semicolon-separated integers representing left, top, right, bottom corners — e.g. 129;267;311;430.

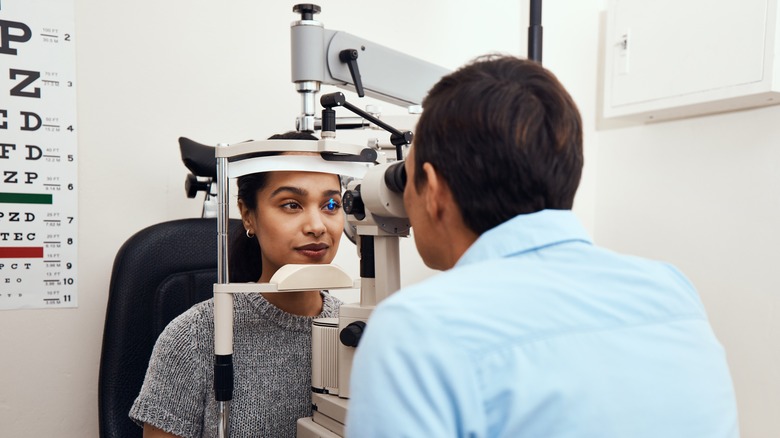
130;132;344;437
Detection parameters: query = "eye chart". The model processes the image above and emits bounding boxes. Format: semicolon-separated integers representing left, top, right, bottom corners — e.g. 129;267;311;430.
0;0;78;309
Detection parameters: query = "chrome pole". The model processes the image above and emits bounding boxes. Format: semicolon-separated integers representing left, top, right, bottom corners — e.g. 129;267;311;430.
215;142;233;438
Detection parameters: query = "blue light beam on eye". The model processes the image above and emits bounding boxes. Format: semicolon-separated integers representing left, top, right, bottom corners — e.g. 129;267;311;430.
328;198;336;211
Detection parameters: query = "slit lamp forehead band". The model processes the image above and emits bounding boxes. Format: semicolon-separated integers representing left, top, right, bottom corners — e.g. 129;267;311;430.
217;139;373;179
228;154;369;179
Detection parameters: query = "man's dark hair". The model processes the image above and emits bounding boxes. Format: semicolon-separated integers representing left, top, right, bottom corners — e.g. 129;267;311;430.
413;55;583;235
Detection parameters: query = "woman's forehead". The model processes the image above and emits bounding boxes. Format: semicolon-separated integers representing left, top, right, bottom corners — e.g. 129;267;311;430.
263;170;341;193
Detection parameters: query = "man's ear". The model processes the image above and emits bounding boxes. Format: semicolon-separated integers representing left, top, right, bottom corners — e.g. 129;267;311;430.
421;162;449;220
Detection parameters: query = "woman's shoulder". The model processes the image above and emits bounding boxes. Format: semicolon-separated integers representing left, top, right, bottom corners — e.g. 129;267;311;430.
172;298;214;323
143;299;216;376
157;298;215;343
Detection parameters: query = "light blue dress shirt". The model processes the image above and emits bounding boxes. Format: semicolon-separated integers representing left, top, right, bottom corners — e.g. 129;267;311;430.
346;209;738;437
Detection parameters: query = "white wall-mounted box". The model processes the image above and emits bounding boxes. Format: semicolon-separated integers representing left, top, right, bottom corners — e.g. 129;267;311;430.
603;0;780;122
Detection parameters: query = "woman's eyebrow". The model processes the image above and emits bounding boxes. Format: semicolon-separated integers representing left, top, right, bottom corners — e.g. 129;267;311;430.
269;187;340;198
323;189;341;198
270;186;307;198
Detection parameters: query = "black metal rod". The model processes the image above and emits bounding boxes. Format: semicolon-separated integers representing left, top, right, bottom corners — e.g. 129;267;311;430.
342;101;404;138
528;0;543;63
321;92;411;160
360;235;375;279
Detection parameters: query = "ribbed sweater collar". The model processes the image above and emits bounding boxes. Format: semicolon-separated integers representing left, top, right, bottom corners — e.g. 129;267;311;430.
241;291;339;332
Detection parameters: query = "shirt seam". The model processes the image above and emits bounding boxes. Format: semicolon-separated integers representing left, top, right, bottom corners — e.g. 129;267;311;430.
459;236;592;267
470;313;708;358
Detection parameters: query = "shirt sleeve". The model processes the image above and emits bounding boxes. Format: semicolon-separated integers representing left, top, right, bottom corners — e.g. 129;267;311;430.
129;309;208;438
345;296;482;437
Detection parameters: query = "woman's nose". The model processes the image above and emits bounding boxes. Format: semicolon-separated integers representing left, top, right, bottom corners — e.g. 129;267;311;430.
303;211;327;237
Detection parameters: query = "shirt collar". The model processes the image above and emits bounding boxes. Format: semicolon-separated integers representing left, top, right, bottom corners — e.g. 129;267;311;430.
456;209;593;267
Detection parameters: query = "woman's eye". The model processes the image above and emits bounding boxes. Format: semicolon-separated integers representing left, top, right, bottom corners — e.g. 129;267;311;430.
281;202;302;210
322;198;341;212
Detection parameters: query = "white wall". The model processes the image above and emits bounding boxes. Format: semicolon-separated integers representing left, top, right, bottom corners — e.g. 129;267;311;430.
2;1;777;437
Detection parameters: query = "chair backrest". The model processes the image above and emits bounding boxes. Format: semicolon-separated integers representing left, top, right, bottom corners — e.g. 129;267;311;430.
98;218;241;438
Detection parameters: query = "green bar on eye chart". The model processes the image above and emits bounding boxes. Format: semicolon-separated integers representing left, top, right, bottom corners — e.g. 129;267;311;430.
0;192;54;205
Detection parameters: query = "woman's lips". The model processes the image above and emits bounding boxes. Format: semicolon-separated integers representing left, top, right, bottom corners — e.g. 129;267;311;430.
296;243;329;259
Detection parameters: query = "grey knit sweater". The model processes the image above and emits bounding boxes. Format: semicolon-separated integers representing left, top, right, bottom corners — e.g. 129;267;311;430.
129;291;341;438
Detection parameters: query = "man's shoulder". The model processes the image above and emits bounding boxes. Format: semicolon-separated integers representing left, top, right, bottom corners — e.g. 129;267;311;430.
368;268;494;347
373;244;704;347
381;269;472;311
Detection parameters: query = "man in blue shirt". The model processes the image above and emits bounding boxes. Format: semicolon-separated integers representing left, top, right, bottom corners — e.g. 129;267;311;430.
345;56;739;437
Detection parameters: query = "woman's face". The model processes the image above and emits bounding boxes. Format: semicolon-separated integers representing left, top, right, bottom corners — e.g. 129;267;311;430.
241;170;344;282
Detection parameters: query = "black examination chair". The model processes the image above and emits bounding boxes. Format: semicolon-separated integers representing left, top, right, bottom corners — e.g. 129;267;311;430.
98;217;241;437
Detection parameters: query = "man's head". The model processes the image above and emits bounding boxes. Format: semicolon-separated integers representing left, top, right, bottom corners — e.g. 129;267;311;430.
410;55;583;236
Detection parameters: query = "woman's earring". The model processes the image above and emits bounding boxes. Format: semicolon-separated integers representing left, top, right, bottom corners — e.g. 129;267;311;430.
246;229;255;238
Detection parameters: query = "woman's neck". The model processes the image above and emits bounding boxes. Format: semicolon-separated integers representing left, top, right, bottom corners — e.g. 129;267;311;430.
260;290;323;317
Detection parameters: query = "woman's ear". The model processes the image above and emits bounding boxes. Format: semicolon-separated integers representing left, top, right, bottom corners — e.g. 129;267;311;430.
238;199;255;233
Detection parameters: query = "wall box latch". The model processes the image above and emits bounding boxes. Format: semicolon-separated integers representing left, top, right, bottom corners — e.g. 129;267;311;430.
603;0;780;122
